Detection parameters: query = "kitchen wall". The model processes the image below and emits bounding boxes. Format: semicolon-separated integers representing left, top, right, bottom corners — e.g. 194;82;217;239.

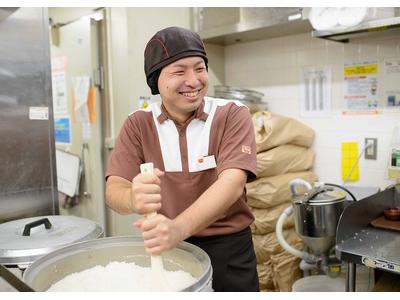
225;32;400;189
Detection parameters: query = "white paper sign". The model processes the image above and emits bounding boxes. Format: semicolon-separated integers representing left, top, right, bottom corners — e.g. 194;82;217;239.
56;149;80;197
52;71;68;115
343;61;378;114
29;107;49;120
383;58;400;108
72;76;90;123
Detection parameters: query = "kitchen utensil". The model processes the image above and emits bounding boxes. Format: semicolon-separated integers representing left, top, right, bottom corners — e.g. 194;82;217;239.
23;236;212;291
140;162;170;291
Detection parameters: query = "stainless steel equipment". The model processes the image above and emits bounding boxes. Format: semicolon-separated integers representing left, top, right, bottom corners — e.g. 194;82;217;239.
336;184;400;292
214;85;266;113
193;8;312;45
0;7;58;223
0;215;103;268
290;179;347;257
0;215;103;291
23;236;213;292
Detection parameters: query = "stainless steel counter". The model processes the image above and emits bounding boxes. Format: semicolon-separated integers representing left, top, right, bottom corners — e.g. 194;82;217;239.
336;185;400;291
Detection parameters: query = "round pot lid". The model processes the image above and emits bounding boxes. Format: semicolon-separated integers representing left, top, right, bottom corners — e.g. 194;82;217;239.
308;190;346;204
0;215;103;266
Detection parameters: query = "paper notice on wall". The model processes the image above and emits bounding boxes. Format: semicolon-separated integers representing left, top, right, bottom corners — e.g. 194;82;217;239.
300;66;331;117
72;76;90;123
138;96;152;109
54;116;71;145
52;71;68;115
383;58;400;108
51;55;68;72
343;61;379;115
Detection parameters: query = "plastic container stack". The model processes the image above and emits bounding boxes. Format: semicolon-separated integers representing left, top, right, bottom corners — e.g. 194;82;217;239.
246;111;318;292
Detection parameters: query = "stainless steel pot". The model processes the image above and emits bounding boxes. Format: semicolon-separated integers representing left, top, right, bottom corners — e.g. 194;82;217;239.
214;85;266;113
290;179;346;256
0;215;103;267
23;236;213;292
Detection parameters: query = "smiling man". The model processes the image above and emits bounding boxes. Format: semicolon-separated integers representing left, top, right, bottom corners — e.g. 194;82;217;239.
105;26;259;292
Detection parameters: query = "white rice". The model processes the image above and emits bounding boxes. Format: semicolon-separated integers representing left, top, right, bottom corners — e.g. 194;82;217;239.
47;261;197;292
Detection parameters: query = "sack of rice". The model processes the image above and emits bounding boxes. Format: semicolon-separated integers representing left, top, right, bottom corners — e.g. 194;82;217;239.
270;243;303;292
257;261;275;292
250;202;294;235
252;229;303;263
256;145;315;178
246;171;318;209
252;111;315;153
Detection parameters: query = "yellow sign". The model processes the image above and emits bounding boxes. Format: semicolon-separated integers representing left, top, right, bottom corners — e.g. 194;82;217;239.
341;142;359;181
344;64;377;77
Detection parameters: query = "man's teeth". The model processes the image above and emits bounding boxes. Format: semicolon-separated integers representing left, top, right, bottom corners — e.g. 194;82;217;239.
181;90;199;97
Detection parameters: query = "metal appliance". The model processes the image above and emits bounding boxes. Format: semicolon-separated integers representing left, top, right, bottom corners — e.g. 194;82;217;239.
0;7;58;223
0;7;59;292
276;179;355;271
214;85;266;113
23;236;213;292
336;184;400;291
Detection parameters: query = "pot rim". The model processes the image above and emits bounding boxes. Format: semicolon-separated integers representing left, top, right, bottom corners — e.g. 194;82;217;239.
23;235;212;292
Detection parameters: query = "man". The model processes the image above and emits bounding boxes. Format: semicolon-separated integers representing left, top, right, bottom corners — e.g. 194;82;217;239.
105;26;259;292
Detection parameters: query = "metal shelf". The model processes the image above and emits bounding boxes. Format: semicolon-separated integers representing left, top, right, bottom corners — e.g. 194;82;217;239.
336;185;400;291
312;16;400;43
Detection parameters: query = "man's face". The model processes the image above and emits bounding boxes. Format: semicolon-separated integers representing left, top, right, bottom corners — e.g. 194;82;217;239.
158;56;208;123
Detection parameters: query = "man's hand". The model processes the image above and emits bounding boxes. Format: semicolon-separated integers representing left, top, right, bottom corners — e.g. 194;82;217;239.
133;215;184;255
130;168;164;215
105;169;164;215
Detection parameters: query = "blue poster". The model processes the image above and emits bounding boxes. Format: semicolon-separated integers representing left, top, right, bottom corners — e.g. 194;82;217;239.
54;116;71;144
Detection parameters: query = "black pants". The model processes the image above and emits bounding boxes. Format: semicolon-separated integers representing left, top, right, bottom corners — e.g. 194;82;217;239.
186;227;259;292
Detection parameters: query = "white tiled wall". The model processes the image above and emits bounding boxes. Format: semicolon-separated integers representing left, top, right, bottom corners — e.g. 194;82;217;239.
225;32;400;189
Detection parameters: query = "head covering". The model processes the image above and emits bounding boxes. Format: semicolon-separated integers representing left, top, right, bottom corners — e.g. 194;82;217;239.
144;26;208;95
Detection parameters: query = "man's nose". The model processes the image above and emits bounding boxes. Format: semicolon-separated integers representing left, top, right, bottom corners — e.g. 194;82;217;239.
184;69;200;87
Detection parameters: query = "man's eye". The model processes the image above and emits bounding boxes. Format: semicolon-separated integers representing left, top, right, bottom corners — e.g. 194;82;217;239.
174;71;184;75
196;67;205;72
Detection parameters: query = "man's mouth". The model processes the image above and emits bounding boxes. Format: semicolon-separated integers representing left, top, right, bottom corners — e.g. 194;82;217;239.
179;89;201;98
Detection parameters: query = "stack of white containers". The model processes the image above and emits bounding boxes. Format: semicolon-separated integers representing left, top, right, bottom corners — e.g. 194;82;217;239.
246;111;318;292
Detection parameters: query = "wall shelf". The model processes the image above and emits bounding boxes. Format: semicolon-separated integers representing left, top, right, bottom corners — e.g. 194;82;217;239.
312;16;400;43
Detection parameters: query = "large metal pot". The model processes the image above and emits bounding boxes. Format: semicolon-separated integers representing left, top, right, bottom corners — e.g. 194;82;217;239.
290;179;346;256
214;85;266;113
23;236;212;292
0;215;103;268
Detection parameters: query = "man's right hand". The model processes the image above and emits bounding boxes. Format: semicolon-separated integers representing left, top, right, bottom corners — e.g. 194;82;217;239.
130;168;164;214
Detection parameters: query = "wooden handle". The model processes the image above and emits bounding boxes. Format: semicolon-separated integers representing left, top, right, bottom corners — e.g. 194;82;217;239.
140;163;157;219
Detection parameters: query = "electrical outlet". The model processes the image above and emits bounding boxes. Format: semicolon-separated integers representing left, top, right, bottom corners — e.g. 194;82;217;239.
365;138;377;160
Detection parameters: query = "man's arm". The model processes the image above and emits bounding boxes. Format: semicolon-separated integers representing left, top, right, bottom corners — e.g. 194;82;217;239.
137;168;247;254
105;171;164;215
175;168;247;239
105;176;133;214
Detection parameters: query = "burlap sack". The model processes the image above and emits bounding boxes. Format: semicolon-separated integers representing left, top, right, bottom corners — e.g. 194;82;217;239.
250;201;294;235
252;229;303;264
252;111;315;153
270;243;303;292
256;145;315;178
246;171;318;209
257;261;275;292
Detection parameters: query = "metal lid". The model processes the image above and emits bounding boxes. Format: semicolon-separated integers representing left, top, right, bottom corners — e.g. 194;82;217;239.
0;215;103;266
214;85;264;102
308;190;346;204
